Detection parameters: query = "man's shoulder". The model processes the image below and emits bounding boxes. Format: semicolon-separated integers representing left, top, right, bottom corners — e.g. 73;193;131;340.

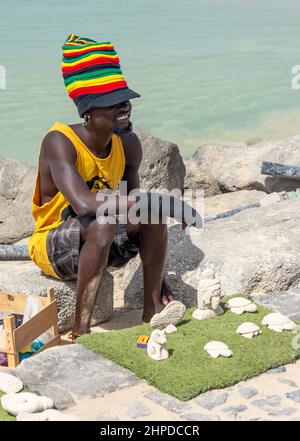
120;130;141;149
120;131;142;167
40;126;77;163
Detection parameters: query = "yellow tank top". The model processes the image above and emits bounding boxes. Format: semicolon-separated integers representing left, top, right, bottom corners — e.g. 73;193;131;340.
29;121;125;279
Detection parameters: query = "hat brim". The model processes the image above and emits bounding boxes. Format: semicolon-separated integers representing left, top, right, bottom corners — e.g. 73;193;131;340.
76;88;141;117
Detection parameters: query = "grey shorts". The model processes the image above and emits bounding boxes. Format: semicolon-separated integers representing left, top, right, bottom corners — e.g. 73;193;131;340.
46;216;139;281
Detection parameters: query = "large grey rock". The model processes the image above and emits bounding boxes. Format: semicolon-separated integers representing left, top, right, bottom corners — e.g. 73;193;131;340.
112;223;203;309
0;261;113;332
9;344;140;410
190;198;300;296
266;135;300;165
134;127;186;192
0;157;35;244
203;190;265;218
184;136;300;196
115;198;300;309
184;157;221;197
253;291;300;322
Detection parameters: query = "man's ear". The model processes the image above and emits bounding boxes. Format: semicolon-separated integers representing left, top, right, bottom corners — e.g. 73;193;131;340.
83;112;91;126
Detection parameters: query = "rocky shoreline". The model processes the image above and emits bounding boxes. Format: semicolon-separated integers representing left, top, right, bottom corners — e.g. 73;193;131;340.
2;128;300;243
0;128;300;331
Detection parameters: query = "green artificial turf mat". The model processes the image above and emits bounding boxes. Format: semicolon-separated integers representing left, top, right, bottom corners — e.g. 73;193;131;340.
78;299;300;401
0;392;15;421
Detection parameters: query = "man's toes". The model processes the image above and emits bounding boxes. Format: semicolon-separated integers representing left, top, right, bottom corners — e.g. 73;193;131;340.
161;295;169;306
167;294;175;302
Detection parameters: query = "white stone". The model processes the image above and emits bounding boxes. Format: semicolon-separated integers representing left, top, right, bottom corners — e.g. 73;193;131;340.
204;341;233;358
147;329;169;361
17;409;80;421
1;392;53;416
0;372;23;394
165;324;177;334
192;267;224;321
236;322;261;339
226;297;257;315
262;313;296;332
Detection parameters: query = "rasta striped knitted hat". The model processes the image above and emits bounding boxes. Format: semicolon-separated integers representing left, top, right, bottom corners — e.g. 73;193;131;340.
62;34;140;117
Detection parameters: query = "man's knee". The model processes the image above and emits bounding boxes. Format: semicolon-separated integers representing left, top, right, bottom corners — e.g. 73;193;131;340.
140;221;167;234
83;217;117;247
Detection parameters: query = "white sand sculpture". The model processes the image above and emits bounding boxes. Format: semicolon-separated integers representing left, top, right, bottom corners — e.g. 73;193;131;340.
17;409;80;421
147;329;169;361
165;324;177;334
1;392;53;416
204;341;233;358
150;300;186;328
236;322;262;339
0;372;23;394
262;313;296;332
192;267;224;321
226;297;257;315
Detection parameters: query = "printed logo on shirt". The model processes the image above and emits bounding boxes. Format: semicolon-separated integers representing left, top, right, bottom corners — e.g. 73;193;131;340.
86;175;112;191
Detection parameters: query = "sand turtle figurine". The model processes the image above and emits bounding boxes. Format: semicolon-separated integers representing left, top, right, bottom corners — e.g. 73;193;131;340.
204;341;233;358
226;297;257;315
236;322;262;339
261;313;296;333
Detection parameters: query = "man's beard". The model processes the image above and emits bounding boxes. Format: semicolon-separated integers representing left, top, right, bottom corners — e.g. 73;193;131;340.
112;121;133;136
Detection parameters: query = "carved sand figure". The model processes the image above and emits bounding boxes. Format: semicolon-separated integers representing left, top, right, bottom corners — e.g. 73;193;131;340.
147;329;169;361
226;297;257;315
150;301;186;328
1;392;53;416
192;267;224;321
204;341;233;358
236;322;262;339
262;313;296;332
0;372;23;394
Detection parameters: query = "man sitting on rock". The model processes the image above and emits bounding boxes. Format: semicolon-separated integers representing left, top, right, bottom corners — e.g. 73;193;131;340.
29;35;187;338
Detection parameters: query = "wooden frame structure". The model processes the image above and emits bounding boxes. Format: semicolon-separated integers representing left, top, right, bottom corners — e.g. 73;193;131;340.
0;287;60;369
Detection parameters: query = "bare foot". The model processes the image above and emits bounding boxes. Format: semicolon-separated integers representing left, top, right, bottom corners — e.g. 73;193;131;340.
142;277;175;322
70;326;91;339
160;277;175;306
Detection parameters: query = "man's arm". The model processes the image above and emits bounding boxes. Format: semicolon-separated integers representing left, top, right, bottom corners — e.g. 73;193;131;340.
42;131;135;217
120;131;143;194
119;132;189;230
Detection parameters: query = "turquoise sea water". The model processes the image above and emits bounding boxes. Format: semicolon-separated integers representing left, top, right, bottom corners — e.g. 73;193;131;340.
1;0;300;164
